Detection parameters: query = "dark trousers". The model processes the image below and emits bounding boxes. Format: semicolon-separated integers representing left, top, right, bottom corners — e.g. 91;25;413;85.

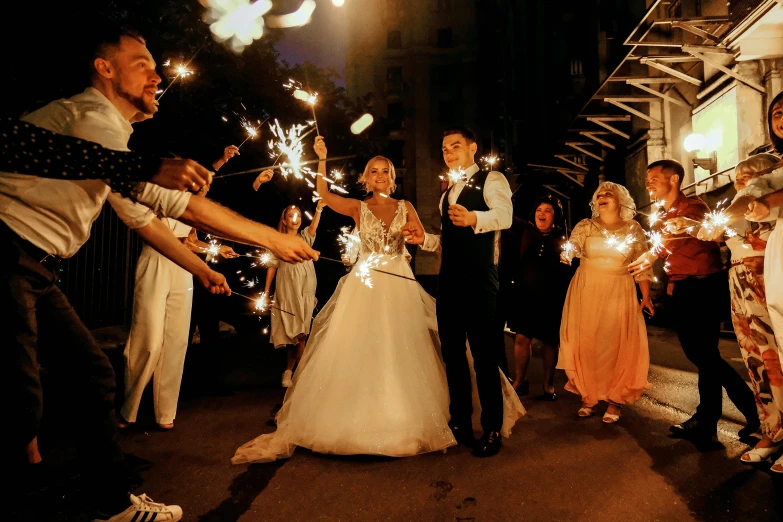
1;226;130;504
671;271;757;431
437;279;504;433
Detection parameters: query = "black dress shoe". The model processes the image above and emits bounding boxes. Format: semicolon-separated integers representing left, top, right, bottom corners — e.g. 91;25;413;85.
738;418;761;440
449;423;475;448
669;418;717;442
472;431;502;458
535;389;557;401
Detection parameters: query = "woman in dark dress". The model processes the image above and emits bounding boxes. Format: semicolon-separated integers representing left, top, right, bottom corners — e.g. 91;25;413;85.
503;195;574;399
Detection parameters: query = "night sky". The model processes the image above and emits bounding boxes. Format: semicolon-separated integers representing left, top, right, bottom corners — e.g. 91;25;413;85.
274;1;348;85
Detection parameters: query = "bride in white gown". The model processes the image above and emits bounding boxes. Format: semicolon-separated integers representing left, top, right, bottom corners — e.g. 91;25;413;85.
232;138;524;464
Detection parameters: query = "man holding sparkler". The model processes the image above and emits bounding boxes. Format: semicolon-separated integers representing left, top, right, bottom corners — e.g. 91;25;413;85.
628;159;758;446
1;25;316;522
403;127;514;457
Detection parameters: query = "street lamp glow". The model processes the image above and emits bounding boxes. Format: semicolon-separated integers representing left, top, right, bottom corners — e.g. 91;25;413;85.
684;133;706;153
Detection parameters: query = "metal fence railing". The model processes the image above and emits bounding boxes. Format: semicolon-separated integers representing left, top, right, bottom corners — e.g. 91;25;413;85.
58;205;143;330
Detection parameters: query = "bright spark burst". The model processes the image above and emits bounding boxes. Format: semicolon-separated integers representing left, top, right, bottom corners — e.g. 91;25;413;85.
244;278;258;289
205;0;273;53
604;233;636;255
205;239;221;263
355;253;383;288
331;169;344;181
701;199;731;236
338;227;360;265
562;241;577;262
163;59;171;67
481;155;499;169
440;167;467;184
268;119;311;179
174;64;193;77
254;292;270;312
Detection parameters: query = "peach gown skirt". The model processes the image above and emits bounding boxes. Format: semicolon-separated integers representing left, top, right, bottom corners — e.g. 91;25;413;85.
557;237;651;407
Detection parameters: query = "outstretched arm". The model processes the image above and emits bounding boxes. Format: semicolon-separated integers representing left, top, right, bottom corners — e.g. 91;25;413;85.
314;136;360;222
307;199;326;237
1;117;212;194
136;218;230;295
177;196;319;263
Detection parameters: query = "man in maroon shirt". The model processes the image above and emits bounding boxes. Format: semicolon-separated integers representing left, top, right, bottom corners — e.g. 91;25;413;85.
629;159;758;445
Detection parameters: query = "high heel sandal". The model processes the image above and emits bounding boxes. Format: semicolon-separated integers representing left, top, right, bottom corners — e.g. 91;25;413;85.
772;455;783;474
740;443;780;464
577;406;594;417
603;406;622;424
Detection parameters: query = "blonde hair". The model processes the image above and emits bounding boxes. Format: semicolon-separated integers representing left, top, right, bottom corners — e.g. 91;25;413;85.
277;205;301;233
589;181;636;221
734;153;779;178
358;156;397;193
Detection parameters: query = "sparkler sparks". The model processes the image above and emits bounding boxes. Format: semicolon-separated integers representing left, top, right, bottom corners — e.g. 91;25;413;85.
481;155;499;169
285;80;320;135
440;167;467;184
561;241;577;263
253;291;270;312
205;239;221;263
701;199;732;236
239;116;263;148
338;227;360;265
267;119;313;179
157;62;194;100
205;0;273;53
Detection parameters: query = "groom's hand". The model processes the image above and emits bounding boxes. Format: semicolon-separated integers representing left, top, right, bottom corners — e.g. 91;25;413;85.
448;204;477;228
402;222;424;245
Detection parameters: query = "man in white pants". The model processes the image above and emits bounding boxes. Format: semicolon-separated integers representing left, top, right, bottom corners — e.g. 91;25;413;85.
121;148;240;431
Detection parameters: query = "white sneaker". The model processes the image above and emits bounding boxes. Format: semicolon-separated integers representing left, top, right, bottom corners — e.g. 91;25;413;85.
281;370;293;387
93;493;183;522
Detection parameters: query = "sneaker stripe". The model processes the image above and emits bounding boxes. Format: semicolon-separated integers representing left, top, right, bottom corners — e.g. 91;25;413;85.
149;513;157;522
130;512;142;522
139;513;149;522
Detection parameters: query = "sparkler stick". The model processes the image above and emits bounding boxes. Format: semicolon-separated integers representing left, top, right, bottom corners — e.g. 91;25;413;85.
238;116;270;149
233;291;295;316
157;42;206;101
213;154;357;180
318;256;419;282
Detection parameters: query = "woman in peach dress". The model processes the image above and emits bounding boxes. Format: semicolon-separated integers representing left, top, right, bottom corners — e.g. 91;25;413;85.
558;182;654;423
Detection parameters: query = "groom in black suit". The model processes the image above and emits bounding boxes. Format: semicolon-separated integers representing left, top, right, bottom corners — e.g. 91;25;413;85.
403;127;513;457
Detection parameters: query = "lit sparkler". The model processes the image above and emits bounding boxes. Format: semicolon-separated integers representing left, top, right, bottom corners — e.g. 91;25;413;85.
337;227;360;265
205;239;221;263
239;116;265;148
701;199;732;236
285;79;320;136
440;167;467;184
157;62;194;100
561;241;577;263
205;0;273;53
267;119;314;179
481;155;499;170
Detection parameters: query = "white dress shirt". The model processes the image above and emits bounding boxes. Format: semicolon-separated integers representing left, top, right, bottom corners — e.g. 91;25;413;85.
421;163;513;254
0;87;191;257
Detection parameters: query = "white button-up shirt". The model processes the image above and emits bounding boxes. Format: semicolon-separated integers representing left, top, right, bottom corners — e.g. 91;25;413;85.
0;87;191;258
421;163;513;256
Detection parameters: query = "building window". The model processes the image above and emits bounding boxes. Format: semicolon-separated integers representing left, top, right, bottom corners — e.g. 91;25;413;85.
570;59;583;77
437;27;453;48
387;30;402;49
387;66;402;85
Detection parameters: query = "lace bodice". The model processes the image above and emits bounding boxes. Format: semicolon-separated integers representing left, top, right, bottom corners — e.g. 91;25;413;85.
358;200;408;256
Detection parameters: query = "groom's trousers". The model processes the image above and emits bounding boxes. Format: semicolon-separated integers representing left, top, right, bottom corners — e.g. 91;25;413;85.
437;280;504;433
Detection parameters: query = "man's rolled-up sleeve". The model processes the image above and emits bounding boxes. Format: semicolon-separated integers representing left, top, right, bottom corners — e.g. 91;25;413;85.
130;182;192;219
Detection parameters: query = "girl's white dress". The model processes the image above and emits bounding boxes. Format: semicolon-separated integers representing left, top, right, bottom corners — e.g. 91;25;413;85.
233;200;524;463
269;228;317;348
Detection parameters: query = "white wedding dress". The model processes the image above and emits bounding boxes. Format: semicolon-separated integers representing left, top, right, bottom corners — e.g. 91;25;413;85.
232;200;524;464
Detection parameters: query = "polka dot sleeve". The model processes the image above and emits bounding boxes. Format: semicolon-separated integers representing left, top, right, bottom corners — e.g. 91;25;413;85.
0;117;163;197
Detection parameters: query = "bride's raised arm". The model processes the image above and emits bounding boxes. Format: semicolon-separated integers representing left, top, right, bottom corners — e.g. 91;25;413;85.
314;136;360;223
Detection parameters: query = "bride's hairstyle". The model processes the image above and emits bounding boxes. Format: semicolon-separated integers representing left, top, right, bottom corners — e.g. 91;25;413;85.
589;181;636;221
358;156;397;194
278;205;302;233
